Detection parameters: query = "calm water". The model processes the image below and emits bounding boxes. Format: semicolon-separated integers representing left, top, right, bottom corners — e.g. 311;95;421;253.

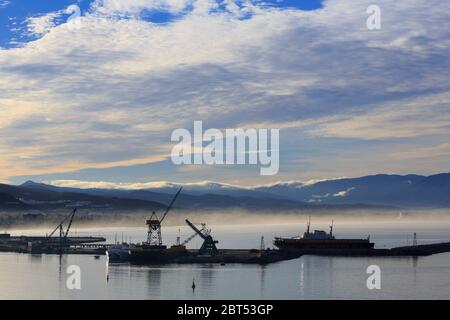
1;220;450;299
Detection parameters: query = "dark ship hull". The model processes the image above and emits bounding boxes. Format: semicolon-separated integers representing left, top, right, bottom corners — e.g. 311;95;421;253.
273;237;375;255
274;238;374;250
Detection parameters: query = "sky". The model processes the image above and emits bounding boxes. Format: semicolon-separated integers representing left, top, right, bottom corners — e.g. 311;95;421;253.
0;0;449;187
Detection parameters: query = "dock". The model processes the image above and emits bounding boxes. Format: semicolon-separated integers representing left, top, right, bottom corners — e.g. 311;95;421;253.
0;208;107;254
126;248;301;265
0;235;107;254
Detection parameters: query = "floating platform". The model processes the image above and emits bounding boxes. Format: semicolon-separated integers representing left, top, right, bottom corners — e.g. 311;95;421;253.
124;247;301;265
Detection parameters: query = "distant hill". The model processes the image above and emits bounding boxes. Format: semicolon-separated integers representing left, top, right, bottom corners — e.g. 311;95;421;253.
9;181;318;211
254;174;450;208
0;180;389;213
125;173;450;208
2;173;449;213
0;192;30;210
0;183;165;212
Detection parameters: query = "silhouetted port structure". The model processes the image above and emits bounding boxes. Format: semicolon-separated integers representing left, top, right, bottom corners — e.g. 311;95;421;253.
146;187;182;247
185;219;219;255
0;208;105;254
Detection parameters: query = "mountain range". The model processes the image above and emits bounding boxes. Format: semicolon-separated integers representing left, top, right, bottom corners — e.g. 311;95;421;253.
1;173;450;212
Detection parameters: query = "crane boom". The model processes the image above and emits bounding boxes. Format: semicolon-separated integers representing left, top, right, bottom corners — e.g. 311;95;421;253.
48;212;71;238
160;187;182;224
185;219;207;240
64;208;77;238
185;219;218;255
181;231;200;246
181;224;207;245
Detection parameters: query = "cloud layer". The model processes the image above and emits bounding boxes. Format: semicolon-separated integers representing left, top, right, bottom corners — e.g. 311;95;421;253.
1;0;450;184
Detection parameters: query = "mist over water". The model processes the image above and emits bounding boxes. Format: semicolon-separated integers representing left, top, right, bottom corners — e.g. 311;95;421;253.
3;208;450;231
1;212;450;299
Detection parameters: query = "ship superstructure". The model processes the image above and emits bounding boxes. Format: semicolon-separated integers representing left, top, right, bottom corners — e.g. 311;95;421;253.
273;218;374;251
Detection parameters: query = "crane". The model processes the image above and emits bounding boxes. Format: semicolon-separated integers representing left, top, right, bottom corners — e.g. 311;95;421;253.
46;208;77;252
181;223;208;246
146;187;182;246
47;208;77;239
185;219;218;255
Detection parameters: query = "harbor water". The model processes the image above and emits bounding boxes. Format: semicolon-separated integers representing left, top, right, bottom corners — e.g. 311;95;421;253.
1;220;450;299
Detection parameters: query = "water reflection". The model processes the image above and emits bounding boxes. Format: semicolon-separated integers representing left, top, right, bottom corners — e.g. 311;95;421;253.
199;264;215;291
105;257;110;282
299;261;305;298
146;267;162;298
327;257;334;296
27;254;43;263
412;256;419;288
260;265;266;294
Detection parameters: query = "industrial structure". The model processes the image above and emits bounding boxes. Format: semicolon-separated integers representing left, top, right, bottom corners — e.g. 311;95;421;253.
184;219;218;255
146;187;182;247
46;208;77;253
0;208;106;254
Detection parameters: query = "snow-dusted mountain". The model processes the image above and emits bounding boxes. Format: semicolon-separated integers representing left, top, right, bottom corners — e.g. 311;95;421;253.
14;173;450;209
255;174;450;207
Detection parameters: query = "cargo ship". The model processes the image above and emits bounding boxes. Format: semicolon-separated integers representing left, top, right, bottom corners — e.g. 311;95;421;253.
273;218;374;253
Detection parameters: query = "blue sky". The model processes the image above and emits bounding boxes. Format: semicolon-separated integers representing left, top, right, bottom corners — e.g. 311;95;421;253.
0;0;89;48
1;0;450;187
0;0;324;48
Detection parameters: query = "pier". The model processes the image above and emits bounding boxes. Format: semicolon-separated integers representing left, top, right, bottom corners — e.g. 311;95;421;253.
0;209;107;255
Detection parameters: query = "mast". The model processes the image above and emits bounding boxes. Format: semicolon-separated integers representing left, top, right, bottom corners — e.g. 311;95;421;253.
330;220;334;237
306;216;311;235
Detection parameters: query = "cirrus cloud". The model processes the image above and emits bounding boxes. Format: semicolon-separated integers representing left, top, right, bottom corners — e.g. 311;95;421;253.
1;0;450;184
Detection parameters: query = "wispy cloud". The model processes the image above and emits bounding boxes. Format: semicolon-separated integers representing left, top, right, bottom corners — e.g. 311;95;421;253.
311;91;450;140
0;1;10;8
25;11;64;37
47;179;248;190
44;176;355;190
0;0;449;183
